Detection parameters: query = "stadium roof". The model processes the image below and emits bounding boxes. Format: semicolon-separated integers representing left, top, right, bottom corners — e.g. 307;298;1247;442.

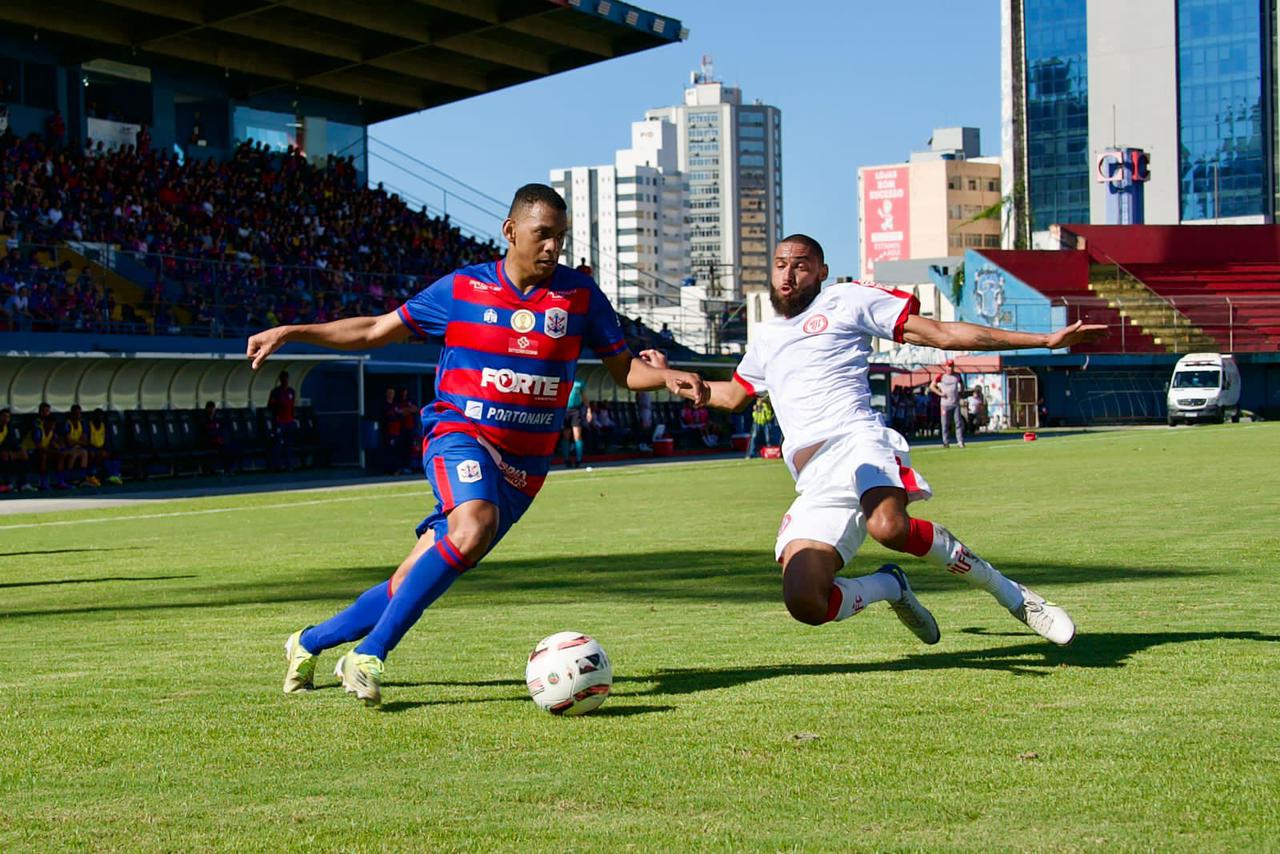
3;0;686;123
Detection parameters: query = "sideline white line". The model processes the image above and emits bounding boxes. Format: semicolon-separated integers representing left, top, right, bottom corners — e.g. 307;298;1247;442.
0;492;400;531
0;455;748;530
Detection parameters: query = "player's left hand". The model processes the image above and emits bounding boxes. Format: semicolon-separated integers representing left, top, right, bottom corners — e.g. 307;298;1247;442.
638;348;669;369
1046;320;1108;349
665;370;709;406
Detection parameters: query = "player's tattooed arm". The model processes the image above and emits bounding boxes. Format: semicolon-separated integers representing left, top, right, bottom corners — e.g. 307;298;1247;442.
902;315;1107;352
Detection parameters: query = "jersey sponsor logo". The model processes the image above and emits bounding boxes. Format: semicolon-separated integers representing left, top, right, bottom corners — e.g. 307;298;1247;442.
464;400;484;420
470;278;500;293
480;367;561;399
803;314;829;334
545;307;569;339
483;404;557;427
498;459;528;489
483;308;498;324
511;309;536;333
508;335;538;356
456;460;483;483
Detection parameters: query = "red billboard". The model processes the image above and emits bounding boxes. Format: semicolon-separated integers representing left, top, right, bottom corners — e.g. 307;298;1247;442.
862;166;910;280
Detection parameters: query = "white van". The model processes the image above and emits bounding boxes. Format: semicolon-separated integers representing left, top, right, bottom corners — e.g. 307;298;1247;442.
1166;353;1242;425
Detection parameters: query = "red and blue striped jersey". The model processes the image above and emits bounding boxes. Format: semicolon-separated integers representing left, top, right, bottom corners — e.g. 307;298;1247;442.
396;260;629;497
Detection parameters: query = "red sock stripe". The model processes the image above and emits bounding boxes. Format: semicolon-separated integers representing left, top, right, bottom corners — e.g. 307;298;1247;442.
904;518;934;557
823;585;843;623
436;536;472;572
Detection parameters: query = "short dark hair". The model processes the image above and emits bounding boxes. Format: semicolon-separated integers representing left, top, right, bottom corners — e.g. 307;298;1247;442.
779;233;825;264
508;183;567;219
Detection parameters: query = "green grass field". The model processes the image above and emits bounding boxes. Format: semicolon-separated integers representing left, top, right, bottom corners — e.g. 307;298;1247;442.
2;425;1278;852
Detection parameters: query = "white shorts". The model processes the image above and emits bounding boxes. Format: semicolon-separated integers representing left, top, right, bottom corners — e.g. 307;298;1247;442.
774;426;932;565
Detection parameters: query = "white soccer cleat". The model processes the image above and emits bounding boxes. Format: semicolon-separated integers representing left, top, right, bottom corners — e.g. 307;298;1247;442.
1010;583;1075;645
875;563;941;645
334;652;384;707
282;629;319;693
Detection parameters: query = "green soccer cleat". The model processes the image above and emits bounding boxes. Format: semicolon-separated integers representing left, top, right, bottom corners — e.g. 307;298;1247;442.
334;652;384;707
875;563;941;645
282;630;319;694
1010;583;1076;646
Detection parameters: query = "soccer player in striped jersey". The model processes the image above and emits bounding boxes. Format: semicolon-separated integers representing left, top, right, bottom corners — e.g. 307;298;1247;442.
248;183;708;706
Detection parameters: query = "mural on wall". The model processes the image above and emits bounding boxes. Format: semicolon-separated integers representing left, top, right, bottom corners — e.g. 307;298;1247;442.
965;372;1009;431
972;267;1011;328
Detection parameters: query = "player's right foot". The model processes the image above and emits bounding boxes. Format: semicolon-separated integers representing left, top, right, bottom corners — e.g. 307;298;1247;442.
282;629;319;693
876;563;941;645
1010;583;1075;645
334;652;384;707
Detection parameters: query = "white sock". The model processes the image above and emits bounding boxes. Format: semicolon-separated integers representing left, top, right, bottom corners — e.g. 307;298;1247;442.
829;573;901;622
925;524;1024;610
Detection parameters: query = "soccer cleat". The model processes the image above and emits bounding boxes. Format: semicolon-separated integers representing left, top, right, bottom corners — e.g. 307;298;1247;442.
1010;583;1075;645
875;563;941;645
334;652;384;707
282;630;319;693
106;475;123;486
83;475;102;488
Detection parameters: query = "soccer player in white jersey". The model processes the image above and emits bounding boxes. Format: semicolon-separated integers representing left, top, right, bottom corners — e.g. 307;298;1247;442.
696;234;1106;646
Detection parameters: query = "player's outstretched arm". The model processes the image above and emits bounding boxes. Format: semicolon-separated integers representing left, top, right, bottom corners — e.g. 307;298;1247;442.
601;351;709;405
901;315;1108;352
246;311;410;370
634;349;750;412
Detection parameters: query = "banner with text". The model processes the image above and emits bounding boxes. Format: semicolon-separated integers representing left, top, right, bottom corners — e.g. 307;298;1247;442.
863;167;910;280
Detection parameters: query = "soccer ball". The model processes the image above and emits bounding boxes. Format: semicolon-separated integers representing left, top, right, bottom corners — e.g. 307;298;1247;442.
525;631;612;716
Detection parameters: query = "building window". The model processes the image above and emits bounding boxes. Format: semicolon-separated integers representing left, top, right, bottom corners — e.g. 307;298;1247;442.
1024;0;1090;231
1177;0;1267;219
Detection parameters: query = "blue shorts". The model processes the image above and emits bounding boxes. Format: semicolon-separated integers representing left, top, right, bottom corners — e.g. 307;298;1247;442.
415;431;535;553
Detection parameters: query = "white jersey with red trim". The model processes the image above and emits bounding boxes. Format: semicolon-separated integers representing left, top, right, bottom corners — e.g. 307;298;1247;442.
733;281;919;477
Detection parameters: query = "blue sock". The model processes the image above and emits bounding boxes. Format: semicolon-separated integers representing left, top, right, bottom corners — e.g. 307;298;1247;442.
300;580;390;653
356;537;470;660
574;439;584;462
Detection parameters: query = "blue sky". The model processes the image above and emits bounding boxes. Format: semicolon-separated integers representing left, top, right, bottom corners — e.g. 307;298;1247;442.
370;1;1001;279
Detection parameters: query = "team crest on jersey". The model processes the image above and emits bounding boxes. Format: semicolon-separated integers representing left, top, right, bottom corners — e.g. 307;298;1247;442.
456;460;483;483
545;307;569;339
464;400;484;420
511;309;536;333
803;314;829;334
483;308;498;324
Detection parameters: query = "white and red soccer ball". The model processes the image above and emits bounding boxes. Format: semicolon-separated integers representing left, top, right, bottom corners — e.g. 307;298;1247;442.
525;631;612;716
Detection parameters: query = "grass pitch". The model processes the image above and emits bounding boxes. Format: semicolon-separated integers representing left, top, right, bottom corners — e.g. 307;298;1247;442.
1;425;1278;852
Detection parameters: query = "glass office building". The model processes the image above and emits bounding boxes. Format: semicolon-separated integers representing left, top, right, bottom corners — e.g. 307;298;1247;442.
1177;0;1269;219
1023;0;1091;232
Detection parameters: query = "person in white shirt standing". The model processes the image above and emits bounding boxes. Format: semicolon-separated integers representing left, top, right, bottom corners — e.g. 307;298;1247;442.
689;234;1105;647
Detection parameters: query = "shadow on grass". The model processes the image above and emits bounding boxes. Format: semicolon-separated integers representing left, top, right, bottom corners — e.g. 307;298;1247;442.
0;573;195;590
0;549;1215;619
605;631;1280;693
0;546;142;559
431;631;1279;696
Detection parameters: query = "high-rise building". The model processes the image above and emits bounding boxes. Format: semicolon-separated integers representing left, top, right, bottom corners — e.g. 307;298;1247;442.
549;118;686;312
857;128;1002;280
646;57;783;341
1002;0;1279;247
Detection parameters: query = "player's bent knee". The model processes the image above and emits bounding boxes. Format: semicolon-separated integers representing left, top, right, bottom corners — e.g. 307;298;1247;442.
866;513;909;550
784;590;828;626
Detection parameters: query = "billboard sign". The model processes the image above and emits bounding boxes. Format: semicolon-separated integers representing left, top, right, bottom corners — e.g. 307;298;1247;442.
863;167;910;279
